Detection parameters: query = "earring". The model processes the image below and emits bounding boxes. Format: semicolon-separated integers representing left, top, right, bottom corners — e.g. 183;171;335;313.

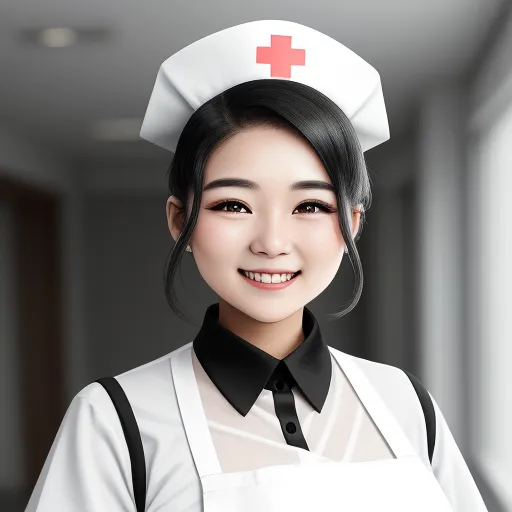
186;245;192;253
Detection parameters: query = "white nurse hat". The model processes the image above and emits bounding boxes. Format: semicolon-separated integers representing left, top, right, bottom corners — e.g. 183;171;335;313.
140;20;389;153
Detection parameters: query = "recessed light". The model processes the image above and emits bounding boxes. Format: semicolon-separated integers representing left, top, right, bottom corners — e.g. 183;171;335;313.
91;118;143;142
20;27;111;47
39;28;77;48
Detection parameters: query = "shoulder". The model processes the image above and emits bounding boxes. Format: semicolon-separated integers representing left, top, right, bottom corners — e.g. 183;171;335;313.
26;343;200;511
71;342;196;480
328;346;421;403
329;346;431;467
76;342;192;428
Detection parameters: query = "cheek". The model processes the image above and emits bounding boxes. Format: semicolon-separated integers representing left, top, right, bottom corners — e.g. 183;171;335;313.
298;217;344;254
190;214;245;274
193;214;245;249
298;218;344;288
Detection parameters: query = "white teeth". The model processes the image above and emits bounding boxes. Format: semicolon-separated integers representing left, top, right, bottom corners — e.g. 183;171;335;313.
242;271;297;283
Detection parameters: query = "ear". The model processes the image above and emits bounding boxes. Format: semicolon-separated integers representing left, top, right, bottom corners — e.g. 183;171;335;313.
166;196;186;242
351;205;363;239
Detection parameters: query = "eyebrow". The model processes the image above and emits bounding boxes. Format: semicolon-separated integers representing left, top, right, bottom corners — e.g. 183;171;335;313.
203;178;335;192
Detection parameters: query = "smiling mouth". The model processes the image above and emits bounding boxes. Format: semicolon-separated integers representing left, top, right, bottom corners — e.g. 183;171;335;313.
237;269;301;283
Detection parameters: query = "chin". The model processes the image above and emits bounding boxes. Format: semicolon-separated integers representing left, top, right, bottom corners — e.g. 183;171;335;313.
228;298;304;324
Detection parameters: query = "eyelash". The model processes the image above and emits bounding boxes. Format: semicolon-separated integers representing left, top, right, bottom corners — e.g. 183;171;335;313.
207;199;337;215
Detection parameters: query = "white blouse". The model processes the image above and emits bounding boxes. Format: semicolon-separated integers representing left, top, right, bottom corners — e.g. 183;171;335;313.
25;344;488;511
193;350;393;472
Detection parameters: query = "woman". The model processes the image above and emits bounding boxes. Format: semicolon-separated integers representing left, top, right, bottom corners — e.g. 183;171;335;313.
26;20;487;511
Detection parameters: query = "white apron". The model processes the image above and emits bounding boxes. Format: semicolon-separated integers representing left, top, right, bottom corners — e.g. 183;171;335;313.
170;345;454;511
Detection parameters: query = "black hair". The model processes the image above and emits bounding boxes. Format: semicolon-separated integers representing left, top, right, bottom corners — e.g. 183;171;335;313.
164;79;372;323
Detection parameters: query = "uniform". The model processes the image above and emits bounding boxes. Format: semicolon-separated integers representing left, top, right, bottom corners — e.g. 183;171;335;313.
26;20;488;511
26;304;487;511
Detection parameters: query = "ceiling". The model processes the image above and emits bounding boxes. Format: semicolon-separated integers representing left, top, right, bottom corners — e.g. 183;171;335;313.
0;0;503;162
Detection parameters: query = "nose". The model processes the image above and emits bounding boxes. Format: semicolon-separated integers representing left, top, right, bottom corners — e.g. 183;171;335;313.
249;213;293;257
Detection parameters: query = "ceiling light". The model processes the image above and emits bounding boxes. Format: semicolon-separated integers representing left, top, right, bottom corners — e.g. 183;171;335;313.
91;118;143;142
39;28;78;48
20;27;111;47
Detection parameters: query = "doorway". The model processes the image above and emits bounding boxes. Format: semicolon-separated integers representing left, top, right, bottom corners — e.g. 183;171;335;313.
0;175;65;509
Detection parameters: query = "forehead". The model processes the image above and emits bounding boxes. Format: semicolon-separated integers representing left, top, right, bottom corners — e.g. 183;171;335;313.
204;126;330;185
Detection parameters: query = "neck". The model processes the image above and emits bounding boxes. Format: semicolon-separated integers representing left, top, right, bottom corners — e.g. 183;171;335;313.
217;298;305;359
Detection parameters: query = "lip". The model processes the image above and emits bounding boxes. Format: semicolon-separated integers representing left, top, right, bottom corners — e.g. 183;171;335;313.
238;269;301;291
238;268;300;274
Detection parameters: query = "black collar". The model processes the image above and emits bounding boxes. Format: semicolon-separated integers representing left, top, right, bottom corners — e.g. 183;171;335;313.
193;303;332;416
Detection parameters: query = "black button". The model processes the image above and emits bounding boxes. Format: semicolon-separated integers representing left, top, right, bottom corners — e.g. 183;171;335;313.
274;380;285;391
286;422;297;434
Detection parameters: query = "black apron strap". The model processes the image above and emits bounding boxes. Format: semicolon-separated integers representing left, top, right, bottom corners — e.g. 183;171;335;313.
93;369;433;509
96;377;146;512
403;370;436;464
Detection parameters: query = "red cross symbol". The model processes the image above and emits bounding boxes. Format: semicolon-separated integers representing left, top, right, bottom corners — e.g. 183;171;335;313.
256;35;306;78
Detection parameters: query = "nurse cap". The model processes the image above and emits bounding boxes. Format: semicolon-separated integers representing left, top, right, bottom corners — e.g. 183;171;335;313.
140;20;390;153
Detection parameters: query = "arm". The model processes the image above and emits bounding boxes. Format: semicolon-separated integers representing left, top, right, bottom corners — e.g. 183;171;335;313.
25;386;135;511
430;394;488;511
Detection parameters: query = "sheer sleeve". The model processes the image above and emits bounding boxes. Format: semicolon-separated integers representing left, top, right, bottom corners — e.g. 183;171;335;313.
25;386;135;511
430;394;488;511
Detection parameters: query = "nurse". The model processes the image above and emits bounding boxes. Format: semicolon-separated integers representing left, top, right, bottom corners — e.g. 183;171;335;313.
26;20;488;511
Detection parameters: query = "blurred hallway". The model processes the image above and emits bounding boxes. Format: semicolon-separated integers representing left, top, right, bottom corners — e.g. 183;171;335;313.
1;1;511;510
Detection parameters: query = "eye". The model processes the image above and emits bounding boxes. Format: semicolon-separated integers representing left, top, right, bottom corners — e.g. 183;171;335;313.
293;201;337;215
207;200;251;214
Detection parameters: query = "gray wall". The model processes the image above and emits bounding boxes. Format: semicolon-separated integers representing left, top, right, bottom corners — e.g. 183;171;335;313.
363;128;418;371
